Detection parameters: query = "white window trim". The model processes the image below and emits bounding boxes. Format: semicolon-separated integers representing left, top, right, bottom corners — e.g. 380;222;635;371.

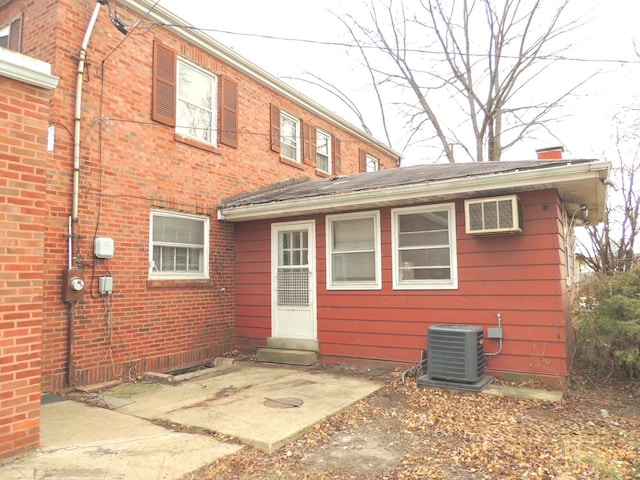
149;210;210;280
366;154;379;172
316;128;331;174
391;203;458;290
176;57;218;147
280;110;301;162
326;210;381;290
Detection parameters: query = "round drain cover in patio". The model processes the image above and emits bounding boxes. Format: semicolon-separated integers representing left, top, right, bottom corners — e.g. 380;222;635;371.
263;397;304;409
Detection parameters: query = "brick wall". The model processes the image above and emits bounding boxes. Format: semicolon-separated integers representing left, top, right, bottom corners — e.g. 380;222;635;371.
1;0;400;393
0;49;57;459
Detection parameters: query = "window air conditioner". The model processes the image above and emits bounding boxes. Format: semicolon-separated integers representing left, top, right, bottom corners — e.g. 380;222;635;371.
464;195;522;235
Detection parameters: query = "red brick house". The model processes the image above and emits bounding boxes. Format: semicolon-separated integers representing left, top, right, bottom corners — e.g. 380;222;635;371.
0;46;58;460
0;0;611;461
0;0;400;458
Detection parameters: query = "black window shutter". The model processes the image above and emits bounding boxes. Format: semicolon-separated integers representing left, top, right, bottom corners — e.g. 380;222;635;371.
152;41;176;126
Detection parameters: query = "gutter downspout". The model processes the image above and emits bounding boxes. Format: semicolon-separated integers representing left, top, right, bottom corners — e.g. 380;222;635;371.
68;0;105;387
73;1;104;230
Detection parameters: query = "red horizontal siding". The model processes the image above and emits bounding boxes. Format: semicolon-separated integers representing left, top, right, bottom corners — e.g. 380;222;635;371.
234;190;572;383
485;355;569;379
457;234;560;253
318;294;564;312
236;262;270;274
461;265;562;282
458;248;562;267
321;343;420;363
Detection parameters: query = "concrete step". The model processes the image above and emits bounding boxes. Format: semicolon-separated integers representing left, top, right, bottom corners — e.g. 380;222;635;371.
266;337;319;351
256;348;318;366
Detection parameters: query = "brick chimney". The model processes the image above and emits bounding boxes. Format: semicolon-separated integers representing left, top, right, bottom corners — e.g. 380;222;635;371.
535;146;564;160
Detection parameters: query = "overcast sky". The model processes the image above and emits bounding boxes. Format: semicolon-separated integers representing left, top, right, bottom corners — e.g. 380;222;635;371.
155;0;640;165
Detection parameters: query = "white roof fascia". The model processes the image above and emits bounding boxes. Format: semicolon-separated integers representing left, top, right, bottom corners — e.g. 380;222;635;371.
122;0;401;162
218;162;610;222
0;48;58;89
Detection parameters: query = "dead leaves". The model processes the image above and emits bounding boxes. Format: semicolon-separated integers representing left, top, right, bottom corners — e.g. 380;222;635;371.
189;373;640;480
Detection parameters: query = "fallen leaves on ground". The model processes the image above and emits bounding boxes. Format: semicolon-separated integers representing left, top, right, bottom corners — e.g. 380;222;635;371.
185;371;640;480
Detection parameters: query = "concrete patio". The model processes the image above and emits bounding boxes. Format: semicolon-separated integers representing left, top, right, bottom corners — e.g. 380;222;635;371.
0;361;383;480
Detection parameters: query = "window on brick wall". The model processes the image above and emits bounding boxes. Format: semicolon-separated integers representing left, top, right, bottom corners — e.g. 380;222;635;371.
149;210;209;280
0;16;22;52
152;41;237;148
358;150;380;172
272;106;341;173
301;124;333;174
176;59;218;145
358;149;380;172
280;111;300;162
316;129;331;174
366;155;379;172
270;105;302;163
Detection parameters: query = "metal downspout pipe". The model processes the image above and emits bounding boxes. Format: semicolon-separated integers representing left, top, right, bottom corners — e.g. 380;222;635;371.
68;0;105;387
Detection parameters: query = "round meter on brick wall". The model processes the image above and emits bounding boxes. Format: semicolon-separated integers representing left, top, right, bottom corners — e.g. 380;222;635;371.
70;277;85;291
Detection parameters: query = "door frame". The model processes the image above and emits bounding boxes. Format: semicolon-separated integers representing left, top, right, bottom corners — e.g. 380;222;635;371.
270;220;317;340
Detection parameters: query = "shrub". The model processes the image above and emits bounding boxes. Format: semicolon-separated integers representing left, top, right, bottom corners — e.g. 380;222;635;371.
574;266;640;379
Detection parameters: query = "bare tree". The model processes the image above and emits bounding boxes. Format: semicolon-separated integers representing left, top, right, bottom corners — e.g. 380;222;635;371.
577;120;639;274
342;0;588;162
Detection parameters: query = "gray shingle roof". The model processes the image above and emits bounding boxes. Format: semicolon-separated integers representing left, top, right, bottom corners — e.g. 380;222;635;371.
219;159;595;208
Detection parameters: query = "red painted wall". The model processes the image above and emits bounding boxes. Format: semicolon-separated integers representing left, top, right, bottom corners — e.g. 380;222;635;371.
0;67;53;458
0;0;398;393
235;189;574;385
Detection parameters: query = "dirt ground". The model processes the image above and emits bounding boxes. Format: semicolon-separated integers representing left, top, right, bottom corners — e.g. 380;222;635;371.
183;364;640;480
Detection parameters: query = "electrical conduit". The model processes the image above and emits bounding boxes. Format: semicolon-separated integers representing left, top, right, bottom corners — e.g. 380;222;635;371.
68;0;106;387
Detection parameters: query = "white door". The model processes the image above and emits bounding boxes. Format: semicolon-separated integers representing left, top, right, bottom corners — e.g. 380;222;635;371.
271;221;316;339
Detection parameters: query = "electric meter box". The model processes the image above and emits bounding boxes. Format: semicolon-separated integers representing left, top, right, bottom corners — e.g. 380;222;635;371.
94;237;115;259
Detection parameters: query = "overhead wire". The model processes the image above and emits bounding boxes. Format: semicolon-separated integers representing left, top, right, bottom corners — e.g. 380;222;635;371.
80;3;638;157
95;116;384;147
134;18;640;66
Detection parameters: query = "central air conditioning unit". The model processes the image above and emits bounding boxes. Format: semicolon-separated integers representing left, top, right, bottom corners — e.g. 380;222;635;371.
427;325;484;383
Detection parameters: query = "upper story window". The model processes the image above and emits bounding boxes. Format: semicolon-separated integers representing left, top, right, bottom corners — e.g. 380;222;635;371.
176;59;218;145
326;211;381;290
358;149;380;172
272;105;322;166
152;41;238;149
280;111;300;162
366;154;379;172
316;129;331;174
0;16;22;52
391;204;458;290
149;210;209;280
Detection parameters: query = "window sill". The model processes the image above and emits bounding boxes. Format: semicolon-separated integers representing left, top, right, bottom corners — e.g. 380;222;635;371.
175;133;222;155
147;278;213;288
280;157;304;169
326;283;382;291
316;170;331;178
392;282;459;290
